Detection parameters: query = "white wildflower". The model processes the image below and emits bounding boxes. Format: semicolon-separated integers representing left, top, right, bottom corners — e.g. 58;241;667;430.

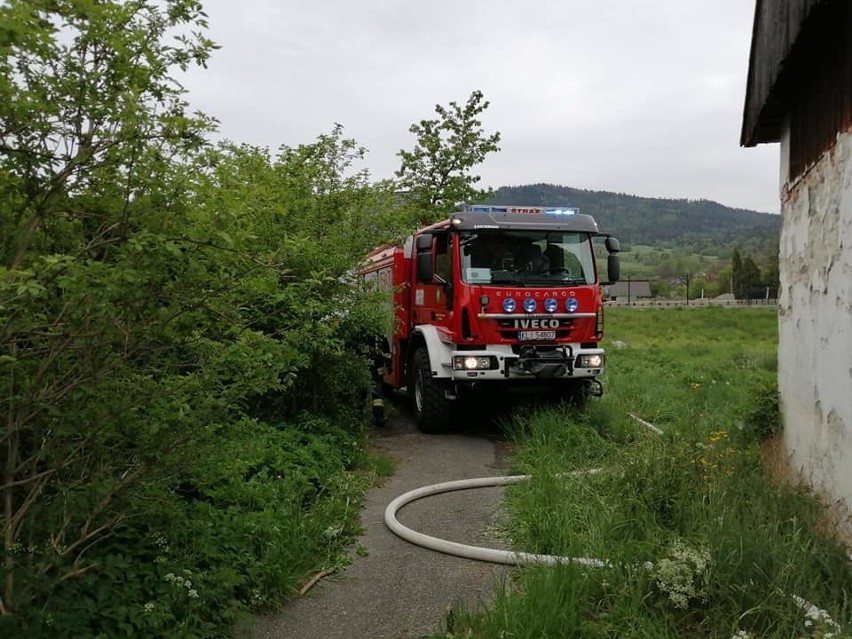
790;593;840;630
188;589;199;599
805;606;835;626
654;540;711;609
143;602;155;614
153;532;170;552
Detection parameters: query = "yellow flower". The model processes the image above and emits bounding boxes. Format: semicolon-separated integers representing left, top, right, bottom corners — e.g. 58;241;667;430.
708;431;728;443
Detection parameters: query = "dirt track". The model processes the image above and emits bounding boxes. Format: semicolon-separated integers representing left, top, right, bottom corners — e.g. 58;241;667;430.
251;404;512;639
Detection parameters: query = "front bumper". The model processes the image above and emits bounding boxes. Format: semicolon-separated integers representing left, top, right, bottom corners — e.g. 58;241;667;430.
444;344;604;381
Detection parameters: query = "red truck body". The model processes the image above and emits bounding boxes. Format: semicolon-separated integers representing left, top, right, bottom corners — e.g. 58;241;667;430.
360;205;620;432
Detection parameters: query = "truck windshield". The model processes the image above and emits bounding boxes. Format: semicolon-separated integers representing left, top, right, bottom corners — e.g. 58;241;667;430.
460;231;596;286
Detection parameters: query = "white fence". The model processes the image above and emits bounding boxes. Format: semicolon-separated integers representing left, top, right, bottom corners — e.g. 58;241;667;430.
606;298;778;308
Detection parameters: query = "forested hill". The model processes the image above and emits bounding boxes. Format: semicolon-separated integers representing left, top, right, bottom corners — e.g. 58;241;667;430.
486;183;780;253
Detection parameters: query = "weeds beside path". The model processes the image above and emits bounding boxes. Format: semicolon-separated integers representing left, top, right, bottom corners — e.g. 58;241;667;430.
438;308;852;639
252;408;512;639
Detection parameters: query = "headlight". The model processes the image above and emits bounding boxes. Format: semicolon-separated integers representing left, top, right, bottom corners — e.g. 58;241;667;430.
578;354;604;368
544;298;558;313
523;298;537;313
565;297;579;313
502;298;516;313
453;355;494;370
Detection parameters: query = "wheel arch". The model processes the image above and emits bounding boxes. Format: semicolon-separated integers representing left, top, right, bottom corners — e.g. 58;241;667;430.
408;325;454;380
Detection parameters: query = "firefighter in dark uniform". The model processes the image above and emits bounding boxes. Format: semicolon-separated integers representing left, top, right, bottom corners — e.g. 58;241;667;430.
365;333;389;427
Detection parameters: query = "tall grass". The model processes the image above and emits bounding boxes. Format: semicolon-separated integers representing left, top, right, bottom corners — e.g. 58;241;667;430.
439;308;852;639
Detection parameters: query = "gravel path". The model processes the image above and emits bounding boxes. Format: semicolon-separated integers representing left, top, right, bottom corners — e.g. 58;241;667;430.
251;406;513;639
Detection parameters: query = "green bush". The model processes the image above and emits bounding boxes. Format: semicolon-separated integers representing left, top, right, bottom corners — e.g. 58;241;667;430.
744;379;781;441
0;2;411;635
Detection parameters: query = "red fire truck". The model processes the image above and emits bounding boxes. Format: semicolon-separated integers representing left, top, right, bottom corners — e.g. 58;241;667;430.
361;205;621;432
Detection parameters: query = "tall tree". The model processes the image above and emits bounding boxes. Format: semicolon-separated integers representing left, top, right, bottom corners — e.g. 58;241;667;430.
0;0;217;618
741;255;762;300
731;248;743;299
0;0;217;269
395;90;501;225
762;254;780;297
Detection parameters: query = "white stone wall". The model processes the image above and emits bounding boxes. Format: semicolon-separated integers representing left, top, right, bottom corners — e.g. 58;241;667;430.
778;127;852;515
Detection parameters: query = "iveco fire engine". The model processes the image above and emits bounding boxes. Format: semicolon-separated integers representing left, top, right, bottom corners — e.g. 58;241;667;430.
361;205;621;432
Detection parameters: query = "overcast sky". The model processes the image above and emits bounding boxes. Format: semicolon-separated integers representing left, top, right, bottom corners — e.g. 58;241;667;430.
181;0;780;214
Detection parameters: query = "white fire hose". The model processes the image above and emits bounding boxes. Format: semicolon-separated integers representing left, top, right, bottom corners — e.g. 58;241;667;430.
382;414;839;629
383;470;614;568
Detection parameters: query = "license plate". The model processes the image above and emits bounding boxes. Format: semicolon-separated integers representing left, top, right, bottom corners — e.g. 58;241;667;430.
518;330;556;341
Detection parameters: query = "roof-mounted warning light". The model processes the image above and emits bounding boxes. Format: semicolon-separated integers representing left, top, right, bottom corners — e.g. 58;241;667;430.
462;205;578;216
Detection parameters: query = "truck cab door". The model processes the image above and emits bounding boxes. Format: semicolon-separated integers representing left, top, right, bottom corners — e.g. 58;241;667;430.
413;232;454;327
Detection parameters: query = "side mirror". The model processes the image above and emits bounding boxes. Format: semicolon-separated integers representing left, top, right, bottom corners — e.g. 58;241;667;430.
607;254;621;283
415;233;433;251
416;251;434;283
605;236;621;254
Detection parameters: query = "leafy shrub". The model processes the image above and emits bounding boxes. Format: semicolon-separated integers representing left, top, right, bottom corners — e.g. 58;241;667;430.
1;2;410;635
744;379;781;441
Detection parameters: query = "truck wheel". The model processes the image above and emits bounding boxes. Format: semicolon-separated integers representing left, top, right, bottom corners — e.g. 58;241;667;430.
412;347;453;433
559;380;588;408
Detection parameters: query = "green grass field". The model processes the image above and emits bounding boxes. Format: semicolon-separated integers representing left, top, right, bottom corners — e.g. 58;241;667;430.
437;308;852;639
596;245;724;280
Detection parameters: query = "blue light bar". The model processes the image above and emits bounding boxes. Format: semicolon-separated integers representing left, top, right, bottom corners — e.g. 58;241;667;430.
464;205;508;213
462;205;579;215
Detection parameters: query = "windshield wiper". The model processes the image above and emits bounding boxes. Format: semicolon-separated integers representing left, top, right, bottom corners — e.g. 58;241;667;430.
490;276;527;286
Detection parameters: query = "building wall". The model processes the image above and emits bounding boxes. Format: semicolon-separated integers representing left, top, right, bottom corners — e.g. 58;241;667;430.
778;126;852;516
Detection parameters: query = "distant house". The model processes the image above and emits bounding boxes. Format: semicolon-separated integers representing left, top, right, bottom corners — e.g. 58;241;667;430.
605;280;652;301
742;0;852;527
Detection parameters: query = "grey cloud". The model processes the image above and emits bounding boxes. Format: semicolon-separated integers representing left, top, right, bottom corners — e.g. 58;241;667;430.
182;0;778;213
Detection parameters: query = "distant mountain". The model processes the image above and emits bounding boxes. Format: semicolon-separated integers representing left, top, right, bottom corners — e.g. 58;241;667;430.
485;183;780;254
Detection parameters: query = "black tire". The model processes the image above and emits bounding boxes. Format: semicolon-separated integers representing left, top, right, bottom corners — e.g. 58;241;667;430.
411;347;453;433
558;380;588;409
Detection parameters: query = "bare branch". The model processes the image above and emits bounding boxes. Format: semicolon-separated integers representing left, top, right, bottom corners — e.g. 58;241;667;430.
0;468;55;492
59;562;99;582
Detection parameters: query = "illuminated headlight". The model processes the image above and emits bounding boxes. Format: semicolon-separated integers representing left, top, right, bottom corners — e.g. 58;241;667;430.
565;297;579;313
502;298;516;313
523;298;537;313
544;298;558;313
577;354;604;368
453;355;494;370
